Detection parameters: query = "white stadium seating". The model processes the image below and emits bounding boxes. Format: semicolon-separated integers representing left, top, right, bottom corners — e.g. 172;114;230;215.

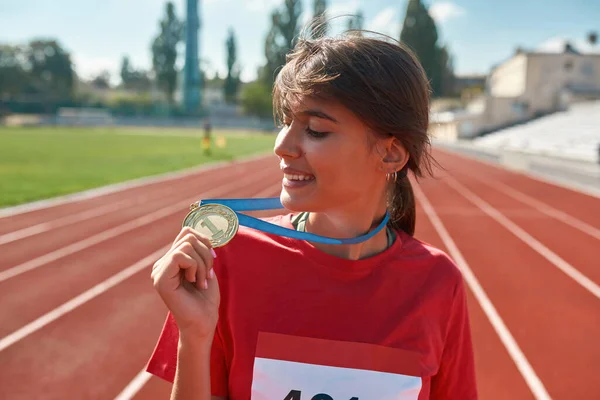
472;101;600;163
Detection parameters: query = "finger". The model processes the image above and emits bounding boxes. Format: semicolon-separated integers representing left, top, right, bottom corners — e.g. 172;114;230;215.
178;240;209;289
171;250;198;283
173;233;216;278
163;242;198;279
174;227;214;251
177;239;204;269
189;236;214;274
152;248;198;293
170;226;202;250
152;253;167;272
184;239;213;290
186;233;217;277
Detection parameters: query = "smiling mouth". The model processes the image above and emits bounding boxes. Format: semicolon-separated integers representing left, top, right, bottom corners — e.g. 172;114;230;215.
283;173;315;181
282;173;315;188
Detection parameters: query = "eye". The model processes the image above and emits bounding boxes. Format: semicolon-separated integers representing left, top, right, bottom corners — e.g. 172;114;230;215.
306;127;329;138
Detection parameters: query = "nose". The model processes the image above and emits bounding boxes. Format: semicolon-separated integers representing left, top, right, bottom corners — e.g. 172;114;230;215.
273;123;303;159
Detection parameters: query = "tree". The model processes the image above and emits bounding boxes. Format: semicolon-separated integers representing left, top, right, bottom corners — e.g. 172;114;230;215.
91;70;111;89
347;10;364;33
240;80;273;118
437;45;455;97
0;45;29;99
27;39;74;99
120;56;132;84
263;0;303;85
120;55;152;91
310;0;328;39
400;0;439;94
0;39;74;113
152;2;183;106
400;0;454;97
224;28;241;104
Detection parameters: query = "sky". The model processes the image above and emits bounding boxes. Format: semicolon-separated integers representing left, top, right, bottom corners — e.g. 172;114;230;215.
1;0;599;85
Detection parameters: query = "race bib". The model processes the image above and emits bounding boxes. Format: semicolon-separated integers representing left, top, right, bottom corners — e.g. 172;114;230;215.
251;332;423;400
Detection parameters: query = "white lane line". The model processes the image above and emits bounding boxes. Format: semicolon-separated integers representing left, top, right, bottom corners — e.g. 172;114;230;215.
436;146;600;199
0;198;141;246
0;245;170;352
459;170;600;241
0;169;276;283
114;369;153;400
413;181;552;400
0;152;271;218
444;175;600;299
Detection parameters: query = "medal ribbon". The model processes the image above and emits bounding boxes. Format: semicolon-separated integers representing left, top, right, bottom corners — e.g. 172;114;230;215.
198;197;389;245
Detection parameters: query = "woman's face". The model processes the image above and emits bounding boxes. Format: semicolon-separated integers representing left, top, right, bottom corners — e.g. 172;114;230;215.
274;97;388;213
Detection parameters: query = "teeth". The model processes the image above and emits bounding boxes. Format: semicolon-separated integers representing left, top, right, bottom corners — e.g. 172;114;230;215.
284;173;313;181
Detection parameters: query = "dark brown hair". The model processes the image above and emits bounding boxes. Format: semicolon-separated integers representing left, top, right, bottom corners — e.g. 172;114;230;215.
273;31;435;236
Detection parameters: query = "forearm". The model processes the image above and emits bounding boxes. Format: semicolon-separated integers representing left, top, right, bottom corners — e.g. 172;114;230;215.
171;334;213;400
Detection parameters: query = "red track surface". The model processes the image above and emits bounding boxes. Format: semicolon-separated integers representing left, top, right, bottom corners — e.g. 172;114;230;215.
0;149;598;399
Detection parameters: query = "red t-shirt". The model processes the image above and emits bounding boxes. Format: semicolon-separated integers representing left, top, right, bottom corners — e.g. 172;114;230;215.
147;213;477;399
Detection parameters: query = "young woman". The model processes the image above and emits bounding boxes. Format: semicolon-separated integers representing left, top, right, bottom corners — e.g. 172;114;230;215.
147;33;478;400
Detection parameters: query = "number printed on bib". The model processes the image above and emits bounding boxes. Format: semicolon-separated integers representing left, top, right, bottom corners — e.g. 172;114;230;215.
283;391;359;400
251;333;423;400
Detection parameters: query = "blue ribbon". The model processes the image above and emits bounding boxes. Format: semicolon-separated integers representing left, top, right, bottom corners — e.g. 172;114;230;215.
199;197;389;245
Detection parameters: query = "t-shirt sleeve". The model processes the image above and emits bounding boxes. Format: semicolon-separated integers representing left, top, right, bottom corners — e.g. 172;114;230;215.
145;312;229;397
429;278;478;400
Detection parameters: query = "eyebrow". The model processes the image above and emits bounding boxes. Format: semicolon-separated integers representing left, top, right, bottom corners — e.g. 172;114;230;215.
297;109;339;124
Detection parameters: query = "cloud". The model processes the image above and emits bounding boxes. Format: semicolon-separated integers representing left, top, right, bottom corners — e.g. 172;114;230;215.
367;7;400;38
429;2;466;23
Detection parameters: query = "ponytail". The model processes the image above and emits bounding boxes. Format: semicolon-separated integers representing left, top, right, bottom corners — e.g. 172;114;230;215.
388;168;417;236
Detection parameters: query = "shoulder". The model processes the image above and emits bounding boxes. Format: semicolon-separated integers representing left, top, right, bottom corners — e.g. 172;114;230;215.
395;230;464;289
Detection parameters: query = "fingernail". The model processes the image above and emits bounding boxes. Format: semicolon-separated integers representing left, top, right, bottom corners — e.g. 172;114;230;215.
210;248;217;258
203;279;208;290
209;269;215;279
191;275;196;283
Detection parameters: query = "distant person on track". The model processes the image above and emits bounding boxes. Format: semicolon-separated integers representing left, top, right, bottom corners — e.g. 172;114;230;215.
147;31;478;400
202;118;212;156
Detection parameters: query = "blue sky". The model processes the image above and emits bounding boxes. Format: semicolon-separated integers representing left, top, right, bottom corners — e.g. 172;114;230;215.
1;0;598;84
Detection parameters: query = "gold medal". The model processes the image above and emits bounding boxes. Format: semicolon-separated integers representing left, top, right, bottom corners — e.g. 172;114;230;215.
182;203;239;247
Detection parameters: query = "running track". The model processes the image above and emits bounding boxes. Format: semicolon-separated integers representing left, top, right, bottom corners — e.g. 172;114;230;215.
0;149;598;399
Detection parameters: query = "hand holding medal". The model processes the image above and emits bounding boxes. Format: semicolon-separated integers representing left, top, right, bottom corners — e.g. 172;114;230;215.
151;225;220;341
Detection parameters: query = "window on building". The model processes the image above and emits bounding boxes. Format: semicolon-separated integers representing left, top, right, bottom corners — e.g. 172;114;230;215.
581;62;594;77
564;60;574;71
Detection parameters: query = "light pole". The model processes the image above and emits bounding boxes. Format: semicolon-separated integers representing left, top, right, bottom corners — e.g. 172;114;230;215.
183;0;202;115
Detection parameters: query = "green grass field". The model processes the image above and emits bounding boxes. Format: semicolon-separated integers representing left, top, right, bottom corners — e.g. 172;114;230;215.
0;126;276;208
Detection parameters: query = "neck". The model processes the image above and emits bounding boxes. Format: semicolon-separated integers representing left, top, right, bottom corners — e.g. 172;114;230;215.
306;199;390;260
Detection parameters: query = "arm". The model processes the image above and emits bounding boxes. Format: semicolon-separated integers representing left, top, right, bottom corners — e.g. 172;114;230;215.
148;227;229;398
147;314;230;399
170;335;214;400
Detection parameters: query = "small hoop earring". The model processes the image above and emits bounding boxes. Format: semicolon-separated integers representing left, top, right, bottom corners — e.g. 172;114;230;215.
386;171;398;183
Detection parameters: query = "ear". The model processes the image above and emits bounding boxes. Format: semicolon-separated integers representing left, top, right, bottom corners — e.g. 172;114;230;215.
377;136;410;173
